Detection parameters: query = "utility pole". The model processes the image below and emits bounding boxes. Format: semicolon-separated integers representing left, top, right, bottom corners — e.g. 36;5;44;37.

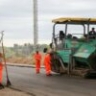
33;0;38;49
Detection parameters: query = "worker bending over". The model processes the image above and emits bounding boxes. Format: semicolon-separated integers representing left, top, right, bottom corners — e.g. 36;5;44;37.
43;48;52;76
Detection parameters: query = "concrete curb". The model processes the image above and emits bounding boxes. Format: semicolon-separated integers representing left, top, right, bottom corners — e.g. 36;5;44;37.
6;63;44;68
7;63;35;68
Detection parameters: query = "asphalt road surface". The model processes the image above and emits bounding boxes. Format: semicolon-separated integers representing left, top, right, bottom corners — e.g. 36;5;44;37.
3;66;96;96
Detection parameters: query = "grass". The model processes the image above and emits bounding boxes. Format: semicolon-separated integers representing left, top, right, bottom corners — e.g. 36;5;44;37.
6;53;45;65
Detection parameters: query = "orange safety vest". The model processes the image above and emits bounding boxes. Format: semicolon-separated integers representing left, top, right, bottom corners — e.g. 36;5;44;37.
34;53;42;62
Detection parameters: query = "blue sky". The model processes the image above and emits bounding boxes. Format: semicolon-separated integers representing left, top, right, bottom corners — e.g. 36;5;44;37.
0;0;96;46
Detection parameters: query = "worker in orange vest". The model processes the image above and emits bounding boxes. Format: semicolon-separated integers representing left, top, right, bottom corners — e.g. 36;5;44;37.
43;48;52;76
0;52;4;89
34;51;42;73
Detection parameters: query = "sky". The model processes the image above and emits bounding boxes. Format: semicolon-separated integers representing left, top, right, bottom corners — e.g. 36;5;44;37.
0;0;96;47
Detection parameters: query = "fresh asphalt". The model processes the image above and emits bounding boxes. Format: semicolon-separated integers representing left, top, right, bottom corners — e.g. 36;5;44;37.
3;65;96;96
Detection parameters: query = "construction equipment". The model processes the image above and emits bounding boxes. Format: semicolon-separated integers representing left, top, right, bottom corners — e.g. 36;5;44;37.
51;17;96;78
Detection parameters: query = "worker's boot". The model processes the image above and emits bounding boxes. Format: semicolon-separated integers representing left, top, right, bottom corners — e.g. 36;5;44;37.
46;73;52;76
0;83;4;89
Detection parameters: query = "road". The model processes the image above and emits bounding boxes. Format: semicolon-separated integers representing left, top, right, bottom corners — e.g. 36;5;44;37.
3;66;96;96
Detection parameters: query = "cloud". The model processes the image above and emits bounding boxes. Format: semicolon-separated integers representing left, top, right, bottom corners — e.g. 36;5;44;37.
38;0;96;17
0;0;33;44
0;0;32;17
0;17;32;39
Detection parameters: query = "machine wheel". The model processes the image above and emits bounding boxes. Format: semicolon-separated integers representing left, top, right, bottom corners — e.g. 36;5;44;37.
51;53;64;73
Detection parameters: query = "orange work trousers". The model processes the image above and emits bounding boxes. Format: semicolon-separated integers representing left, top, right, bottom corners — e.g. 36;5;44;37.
44;62;51;75
44;54;51;75
36;60;41;73
0;63;3;83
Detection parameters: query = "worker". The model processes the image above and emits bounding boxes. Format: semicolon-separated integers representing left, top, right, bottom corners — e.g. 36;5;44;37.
34;51;42;74
59;30;65;40
88;27;96;39
43;48;52;76
0;52;4;89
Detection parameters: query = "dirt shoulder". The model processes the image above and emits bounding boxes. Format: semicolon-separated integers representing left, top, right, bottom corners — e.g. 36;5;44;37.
0;88;31;96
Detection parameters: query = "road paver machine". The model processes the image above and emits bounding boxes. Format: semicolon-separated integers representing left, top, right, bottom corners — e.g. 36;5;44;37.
51;17;96;77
